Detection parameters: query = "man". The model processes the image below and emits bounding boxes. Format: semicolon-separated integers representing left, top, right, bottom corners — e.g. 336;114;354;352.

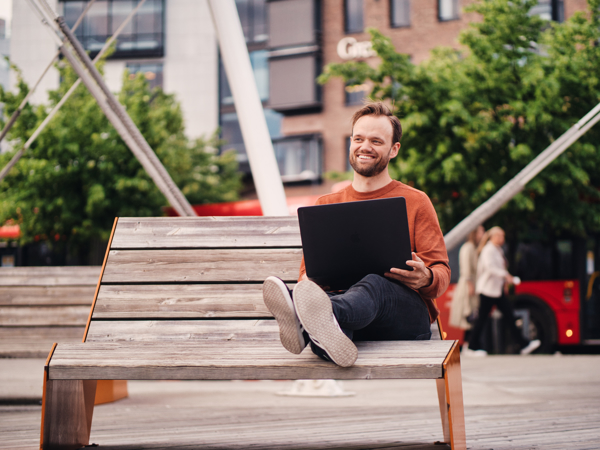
263;102;450;367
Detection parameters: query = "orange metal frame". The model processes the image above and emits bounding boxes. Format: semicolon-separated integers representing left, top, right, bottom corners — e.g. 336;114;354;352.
39;343;57;450
81;217;128;405
83;217;119;343
435;305;466;450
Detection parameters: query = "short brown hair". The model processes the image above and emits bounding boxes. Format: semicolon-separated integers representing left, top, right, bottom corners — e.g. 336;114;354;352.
351;102;403;144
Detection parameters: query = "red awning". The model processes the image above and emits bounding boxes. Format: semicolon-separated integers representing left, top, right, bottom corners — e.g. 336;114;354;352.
0;225;20;239
165;195;321;217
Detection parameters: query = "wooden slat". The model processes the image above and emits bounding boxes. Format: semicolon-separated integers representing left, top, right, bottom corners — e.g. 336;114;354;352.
85;319;282;343
0;266;101;286
0;327;84;358
102;249;302;283
111;217;302;249
0;327;85;340
47;340;453;380
85;319;445;348
93;284;285;318
0;306;90;326
0;286;96;306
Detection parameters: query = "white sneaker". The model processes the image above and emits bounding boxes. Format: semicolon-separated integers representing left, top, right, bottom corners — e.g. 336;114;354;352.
263;276;309;354
462;348;488;357
293;280;358;367
520;339;541;355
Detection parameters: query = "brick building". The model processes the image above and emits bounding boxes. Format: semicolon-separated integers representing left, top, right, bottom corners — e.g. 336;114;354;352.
224;0;588;198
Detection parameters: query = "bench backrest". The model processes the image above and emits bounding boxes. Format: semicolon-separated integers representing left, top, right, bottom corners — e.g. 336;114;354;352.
0;266;100;357
84;217;303;344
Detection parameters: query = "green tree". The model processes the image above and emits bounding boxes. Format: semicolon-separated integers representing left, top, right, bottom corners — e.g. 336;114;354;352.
0;61;241;261
319;0;600;241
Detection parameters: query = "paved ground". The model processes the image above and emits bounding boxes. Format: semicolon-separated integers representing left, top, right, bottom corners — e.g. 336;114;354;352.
2;354;600;449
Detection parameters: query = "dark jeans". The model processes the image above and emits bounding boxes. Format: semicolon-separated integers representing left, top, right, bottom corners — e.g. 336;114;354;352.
310;274;432;358
468;293;529;351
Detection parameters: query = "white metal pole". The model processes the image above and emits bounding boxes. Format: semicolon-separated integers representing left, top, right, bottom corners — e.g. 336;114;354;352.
24;0;196;217
0;0;143;183
207;0;289;217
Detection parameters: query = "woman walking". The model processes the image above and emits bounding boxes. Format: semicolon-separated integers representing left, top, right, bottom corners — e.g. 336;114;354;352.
449;225;484;350
467;227;541;356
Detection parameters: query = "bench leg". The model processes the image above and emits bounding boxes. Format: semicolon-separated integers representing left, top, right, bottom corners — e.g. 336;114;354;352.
95;380;128;405
40;375;97;450
436;378;450;444
436;342;466;450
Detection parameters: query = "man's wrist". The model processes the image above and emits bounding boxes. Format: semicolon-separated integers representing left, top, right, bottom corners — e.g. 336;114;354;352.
423;267;434;288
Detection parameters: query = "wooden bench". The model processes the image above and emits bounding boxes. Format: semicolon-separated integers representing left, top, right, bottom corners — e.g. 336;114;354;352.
40;216;466;450
0;266;99;358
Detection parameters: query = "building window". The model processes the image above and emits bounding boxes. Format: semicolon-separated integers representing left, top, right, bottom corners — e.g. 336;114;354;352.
390;0;410;28
126;62;163;90
220;110;283;171
61;0;164;58
345;83;369;106
269;54;322;113
273;134;322;182
236;0;268;44
345;0;364;34
221;112;246;162
529;0;564;22
438;0;460;22
220;50;269;106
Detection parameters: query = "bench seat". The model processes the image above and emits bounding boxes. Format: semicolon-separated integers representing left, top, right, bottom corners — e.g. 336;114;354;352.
47;340;454;381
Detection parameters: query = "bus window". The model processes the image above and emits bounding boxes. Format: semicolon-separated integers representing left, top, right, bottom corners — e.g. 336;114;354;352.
515;242;553;281
556;240;575;280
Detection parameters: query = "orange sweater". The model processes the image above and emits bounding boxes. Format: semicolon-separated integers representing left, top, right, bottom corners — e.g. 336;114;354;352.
298;180;450;323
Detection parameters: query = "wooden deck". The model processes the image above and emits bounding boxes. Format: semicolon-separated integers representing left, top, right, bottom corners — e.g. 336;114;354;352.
2;354;599;449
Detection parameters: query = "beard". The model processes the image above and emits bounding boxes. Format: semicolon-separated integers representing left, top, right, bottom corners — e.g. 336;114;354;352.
349;147;393;177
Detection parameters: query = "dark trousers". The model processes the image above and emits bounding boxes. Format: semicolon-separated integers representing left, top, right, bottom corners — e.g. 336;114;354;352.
310;274;431;358
468;293;529;351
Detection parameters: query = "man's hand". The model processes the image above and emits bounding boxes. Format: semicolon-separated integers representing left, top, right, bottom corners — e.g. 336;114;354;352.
385;252;432;290
299;273;308;281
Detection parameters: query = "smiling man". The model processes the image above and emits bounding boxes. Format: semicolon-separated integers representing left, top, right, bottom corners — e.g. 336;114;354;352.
263;102;450;367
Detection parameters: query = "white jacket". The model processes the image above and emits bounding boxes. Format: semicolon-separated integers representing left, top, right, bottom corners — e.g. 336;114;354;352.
475;242;508;298
449;241;479;329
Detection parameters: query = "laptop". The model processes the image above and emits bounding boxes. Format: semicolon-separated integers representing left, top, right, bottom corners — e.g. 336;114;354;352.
297;197;413;290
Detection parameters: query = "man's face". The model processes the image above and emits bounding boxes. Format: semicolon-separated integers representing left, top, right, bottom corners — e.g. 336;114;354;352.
349;115;400;178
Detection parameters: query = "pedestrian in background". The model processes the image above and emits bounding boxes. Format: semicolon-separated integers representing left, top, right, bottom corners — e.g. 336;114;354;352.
449;224;485;351
466;226;541;356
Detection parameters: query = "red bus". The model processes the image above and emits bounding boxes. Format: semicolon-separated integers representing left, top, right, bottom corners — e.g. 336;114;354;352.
437;237;600;353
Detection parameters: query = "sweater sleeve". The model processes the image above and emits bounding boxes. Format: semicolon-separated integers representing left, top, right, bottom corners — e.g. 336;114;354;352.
414;195;451;300
298;256;306;281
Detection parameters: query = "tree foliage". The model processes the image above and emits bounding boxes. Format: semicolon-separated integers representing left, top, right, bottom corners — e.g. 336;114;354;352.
319;0;600;240
0;61;241;258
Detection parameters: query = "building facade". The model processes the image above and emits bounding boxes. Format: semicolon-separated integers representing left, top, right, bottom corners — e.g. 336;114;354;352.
0;18;9;92
9;0;219;140
222;0;587;198
8;0;588;199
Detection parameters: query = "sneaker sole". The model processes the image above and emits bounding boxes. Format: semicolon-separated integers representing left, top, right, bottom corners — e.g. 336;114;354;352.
263;277;305;354
293;281;358;367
